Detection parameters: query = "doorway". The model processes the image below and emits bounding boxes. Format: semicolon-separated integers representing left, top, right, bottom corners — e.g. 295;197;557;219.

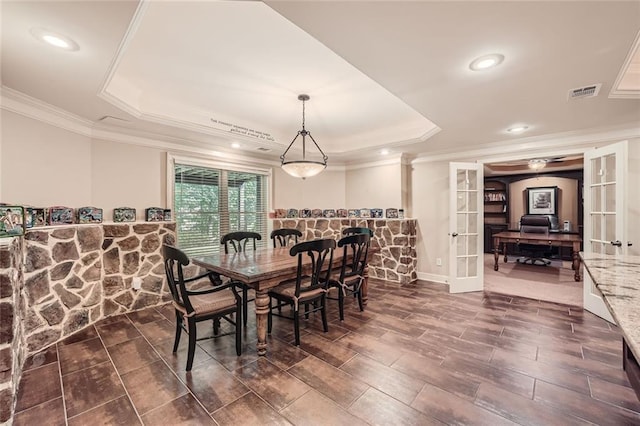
481;155;584;306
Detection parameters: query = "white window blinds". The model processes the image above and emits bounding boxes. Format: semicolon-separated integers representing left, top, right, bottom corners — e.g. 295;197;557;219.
174;163;268;256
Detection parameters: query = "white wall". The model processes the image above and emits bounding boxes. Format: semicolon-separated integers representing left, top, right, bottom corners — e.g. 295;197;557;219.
411;160;450;278
345;163;402;210
91;139;166;221
272;167;346;209
1;110;92;207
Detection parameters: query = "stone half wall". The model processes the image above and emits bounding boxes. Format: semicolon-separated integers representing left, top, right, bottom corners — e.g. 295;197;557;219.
0;237;25;424
22;223;176;354
271;218;417;284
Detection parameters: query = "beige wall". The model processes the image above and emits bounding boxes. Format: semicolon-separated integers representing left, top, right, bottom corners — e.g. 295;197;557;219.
1;110;92;207
91;139;166;221
508;177;579;228
345;163;402;210
272;167;346;209
411;160;450;275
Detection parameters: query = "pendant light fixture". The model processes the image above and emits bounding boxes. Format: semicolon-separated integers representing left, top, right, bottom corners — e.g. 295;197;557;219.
528;158;547;171
280;94;328;179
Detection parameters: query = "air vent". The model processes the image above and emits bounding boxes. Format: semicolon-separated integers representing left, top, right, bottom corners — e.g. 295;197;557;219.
98;115;128;123
568;83;601;100
256;147;271;152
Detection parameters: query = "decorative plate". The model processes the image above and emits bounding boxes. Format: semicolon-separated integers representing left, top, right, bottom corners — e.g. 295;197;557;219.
311;209;323;218
286;208;299;218
360;208;371;218
299;208;312;218
0;206;25;237
114;207;136;222
77;206;103;224
49;206;74;225
371;208;383;218
386;208;398;219
336;209;348;218
275;209;287;219
323;209;336;218
348;209;360;218
145;207;165;222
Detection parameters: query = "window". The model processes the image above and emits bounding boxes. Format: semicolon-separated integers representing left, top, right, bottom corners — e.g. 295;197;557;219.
174;162;268;256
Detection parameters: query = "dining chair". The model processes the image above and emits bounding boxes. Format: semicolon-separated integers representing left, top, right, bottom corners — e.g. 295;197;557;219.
220;231;262;326
162;245;241;371
342;226;374;237
326;233;370;320
270;228;303;248
267;238;335;346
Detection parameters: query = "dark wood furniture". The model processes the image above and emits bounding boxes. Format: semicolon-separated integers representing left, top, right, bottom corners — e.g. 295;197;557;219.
162;245;242;371
327;233;370;321
191;246;373;355
270;228;302;247
267;238;335;346
342;226;374;237
492;231;583;281
220;231;262;326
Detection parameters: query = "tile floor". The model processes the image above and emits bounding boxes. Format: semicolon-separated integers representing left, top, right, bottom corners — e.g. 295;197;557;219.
12;279;640;425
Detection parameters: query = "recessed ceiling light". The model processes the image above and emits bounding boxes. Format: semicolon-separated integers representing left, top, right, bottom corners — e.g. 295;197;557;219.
507;125;529;133
30;27;79;51
231;142;241;148
380;149;389;155
469;54;504;71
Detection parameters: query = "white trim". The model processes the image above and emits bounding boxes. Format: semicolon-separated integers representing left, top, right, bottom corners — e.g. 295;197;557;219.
411;123;640;164
1;86;93;137
609;30;640;99
416;272;448;284
169;153;272;176
166;152;274;217
344;154;406;171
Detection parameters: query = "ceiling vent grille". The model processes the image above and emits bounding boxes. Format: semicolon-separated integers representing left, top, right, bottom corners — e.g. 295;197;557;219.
568;83;602;100
256;147;271;152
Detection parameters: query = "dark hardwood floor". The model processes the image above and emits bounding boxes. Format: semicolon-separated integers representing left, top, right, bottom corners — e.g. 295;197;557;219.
13;279;640;425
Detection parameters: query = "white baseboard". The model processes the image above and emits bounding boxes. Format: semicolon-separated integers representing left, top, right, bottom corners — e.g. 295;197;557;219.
416;272;448;284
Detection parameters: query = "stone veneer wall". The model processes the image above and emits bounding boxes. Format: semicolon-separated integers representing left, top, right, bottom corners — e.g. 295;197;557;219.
1;223;176;424
0;237;25;424
22;223;176;353
271;218;417;284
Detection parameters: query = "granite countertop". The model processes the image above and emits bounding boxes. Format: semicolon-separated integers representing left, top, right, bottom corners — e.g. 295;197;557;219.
580;252;640;359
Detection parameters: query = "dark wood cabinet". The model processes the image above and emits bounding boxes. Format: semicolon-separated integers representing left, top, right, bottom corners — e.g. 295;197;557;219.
484;179;509;226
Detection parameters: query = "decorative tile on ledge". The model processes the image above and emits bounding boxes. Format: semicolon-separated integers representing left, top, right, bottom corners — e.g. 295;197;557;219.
271;218;417;284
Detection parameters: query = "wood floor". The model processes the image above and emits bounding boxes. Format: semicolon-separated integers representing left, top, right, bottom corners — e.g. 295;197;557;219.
13;279;640;425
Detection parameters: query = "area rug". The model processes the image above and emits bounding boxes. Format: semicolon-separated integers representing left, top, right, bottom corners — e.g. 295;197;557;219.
483;254;583;306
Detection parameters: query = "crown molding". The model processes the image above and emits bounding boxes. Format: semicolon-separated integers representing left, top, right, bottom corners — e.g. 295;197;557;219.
411;123;640;165
0;86;94;137
344;153;409;171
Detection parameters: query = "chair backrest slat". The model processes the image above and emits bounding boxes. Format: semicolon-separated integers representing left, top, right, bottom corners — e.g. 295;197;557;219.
289;238;336;297
270;228;303;248
342;227;374;237
162;244;194;313
221;231;262;253
337;233;370;281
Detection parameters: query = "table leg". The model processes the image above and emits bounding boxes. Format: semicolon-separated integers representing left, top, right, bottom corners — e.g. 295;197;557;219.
503;242;508;263
362;264;369;306
493;241;499;271
572;250;582;282
255;289;269;356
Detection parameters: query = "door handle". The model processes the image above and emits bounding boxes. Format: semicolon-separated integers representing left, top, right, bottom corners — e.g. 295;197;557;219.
451;232;458;237
628;241;633;247
610;240;622;247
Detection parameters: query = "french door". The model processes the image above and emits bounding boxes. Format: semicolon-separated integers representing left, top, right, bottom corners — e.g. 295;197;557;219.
448;162;484;293
583;141;628;322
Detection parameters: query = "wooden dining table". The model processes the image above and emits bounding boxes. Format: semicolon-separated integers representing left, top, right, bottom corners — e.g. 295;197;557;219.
191;246;372;356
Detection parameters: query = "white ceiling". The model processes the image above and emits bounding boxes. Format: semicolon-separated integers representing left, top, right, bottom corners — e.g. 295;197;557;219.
2;1;640;165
